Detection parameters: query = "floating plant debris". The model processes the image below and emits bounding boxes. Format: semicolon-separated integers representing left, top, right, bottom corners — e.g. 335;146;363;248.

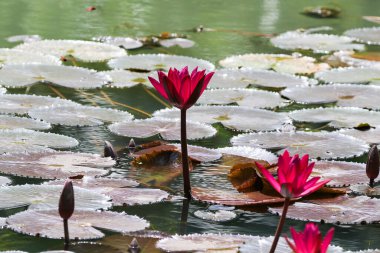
108;54;215;71
339;128;380;145
153;106;291;132
334;51;380;68
109;118;216;140
219;53;330;74
289;107;380;129
7;209;149;239
14;40;127;62
158;38;195;48
315;67;380;84
344;27;380;45
0;65;111;88
208;68;309;89
281;84;380;109
92;36;143;49
29;105;133;126
0;115;51;130
231;131;368;159
0;184;111;210
197;88;286;108
0;151;115;179
0;94;79;114
302;6;341;18
0;49;61;66
216;146;277;164
6;34;42;43
100;70;157;88
194;209;237;222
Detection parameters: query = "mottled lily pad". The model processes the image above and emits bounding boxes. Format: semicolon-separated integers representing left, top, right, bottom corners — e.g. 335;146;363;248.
0;65;111;88
6;34;42;43
269;195;380;224
109;118;216;140
159;38;195;48
7;209;149;239
193;209;237;222
100;70;157;88
231;131;368;159
197;88;286;108
344;27;380;45
216;146;278;164
108;54;215;71
92;36;143;49
334;51;380;69
0;115;51;130
15;40;127;62
219;53;330;74
281;84;380;109
0;49;61;66
0;151;115;179
0;184;111;210
289;107;380;128
29;105;133;126
350;184;380;197
315;67;380;84
153;106;291;132
339;128;380;145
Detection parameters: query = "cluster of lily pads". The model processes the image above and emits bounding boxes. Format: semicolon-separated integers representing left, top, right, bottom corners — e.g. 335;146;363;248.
0;23;378;252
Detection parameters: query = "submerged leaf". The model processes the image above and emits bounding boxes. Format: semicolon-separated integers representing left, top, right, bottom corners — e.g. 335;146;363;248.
6;34;42;43
193;210;237;222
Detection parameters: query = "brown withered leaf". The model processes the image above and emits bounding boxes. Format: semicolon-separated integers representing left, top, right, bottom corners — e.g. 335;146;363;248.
228;163;261;193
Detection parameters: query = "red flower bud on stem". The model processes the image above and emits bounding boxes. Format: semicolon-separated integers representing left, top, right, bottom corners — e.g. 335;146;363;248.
366;145;379;188
58;180;74;246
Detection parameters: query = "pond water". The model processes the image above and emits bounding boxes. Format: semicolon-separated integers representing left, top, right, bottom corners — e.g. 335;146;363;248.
0;0;379;252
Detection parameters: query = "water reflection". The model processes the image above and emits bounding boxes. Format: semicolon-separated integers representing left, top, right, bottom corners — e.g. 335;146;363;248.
259;0;279;33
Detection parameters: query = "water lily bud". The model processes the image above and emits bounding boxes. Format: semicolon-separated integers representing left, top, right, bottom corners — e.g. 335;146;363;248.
104;141;117;160
128;238;141;253
366;145;379;187
58;180;74;220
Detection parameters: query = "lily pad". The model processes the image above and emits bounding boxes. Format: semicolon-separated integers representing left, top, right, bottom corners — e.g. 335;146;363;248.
334;51;380;69
0;176;11;186
363;16;380;24
344;27;380;45
29;105;133;126
231;131;368;159
339;128;380;145
100;70;157;88
15;40;127;62
108;54;215;71
193;209;237;222
350;184;380;197
7;209;149;239
109;118;216;140
153;106;291;132
92;36;143;49
315;67;380;84
0;151;115;179
0;184;111;210
6;34;42;43
216;146;278;164
0;115;51;130
0;49;61;66
0;65;111;89
289;107;380;128
197;88;286;108
159;38;195;48
172;144;222;162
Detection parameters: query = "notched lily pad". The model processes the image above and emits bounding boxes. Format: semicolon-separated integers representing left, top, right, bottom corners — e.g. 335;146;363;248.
315;67;380;84
100;70;157;88
0;115;51;130
92;36;143;49
344;27;380;45
193;209;237;222
0;48;61;66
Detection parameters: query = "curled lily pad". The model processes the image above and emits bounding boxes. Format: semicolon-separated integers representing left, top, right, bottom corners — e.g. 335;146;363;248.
15;40;127;62
153;106;291;132
219;53;330;74
269;195;380;224
108;54;215;71
29;105;133;126
0;65;111;89
0;184;111;210
289;107;380;128
0;115;51;130
231;131;368;159
339;128;380;145
108;118;216;140
315;67;380;84
0;49;61;66
216;146;278;164
7;209;149;239
350;184;380;197
334;51;380;69
197;88;286;108
92;36;143;49
100;70;157;88
0;94;79;114
172;144;222;162
281;84;380;109
344;27;380;45
0;129;78;154
194;209;236;222
0;151;115;179
6;34;42;43
159;38;195;48
271;31;365;53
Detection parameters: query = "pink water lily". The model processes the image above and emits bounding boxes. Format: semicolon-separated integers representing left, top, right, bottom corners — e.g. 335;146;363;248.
285;223;335;253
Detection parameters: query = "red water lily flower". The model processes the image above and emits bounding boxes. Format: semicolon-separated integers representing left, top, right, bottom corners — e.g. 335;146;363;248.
255;150;330;199
148;67;214;110
285;223;335;253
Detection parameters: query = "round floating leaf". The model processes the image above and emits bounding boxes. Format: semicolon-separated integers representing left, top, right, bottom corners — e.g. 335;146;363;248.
0;129;78;154
271;31;365;53
15;40;127;62
0;176;11;186
153;106;291;132
193;210;237;222
0;115;51;130
171;144;222;162
363;16;380;24
289;107;380;128
334;51;380;69
108;54;215;71
0;65;111;89
218;53;330;74
344;27;380;45
100;70;157;88
269;195;380;224
7;209;149;239
29;105;133;126
109;118;216;140
281;84;380;109
0;184;111;210
92;36;143;49
231;131;368;159
197;88;286;108
159;38;195;48
350;184;380;197
339;128;380;145
0;151;114;179
6;34;42;43
0;94;79;114
208;68;309;89
0;49;61;66
216;146;278;164
315;67;380;84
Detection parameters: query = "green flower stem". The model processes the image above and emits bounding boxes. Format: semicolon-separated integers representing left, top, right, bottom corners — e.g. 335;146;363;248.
269;197;291;253
180;109;191;199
